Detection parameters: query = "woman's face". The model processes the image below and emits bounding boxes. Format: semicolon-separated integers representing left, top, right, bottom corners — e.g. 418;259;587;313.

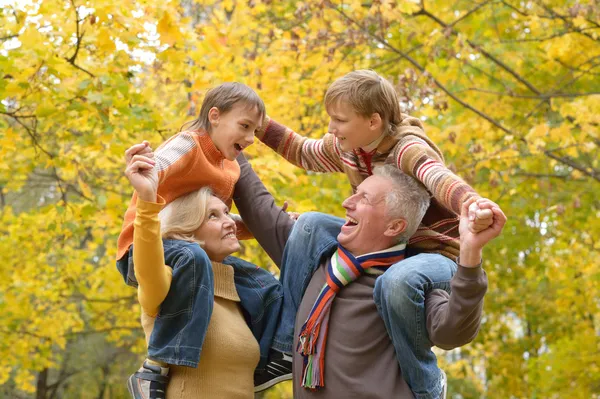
194;196;240;261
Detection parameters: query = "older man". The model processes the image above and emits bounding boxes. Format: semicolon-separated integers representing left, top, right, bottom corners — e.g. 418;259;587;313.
234;155;505;398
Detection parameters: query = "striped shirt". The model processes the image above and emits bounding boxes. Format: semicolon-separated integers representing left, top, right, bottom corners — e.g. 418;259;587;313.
257;115;479;259
117;130;242;261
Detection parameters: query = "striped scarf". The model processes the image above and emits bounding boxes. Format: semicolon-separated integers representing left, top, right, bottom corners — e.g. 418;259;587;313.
297;242;407;389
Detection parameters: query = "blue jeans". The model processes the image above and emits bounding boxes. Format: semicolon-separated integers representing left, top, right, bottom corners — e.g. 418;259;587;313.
277;213;457;399
374;253;457;399
273;212;342;353
116;239;282;369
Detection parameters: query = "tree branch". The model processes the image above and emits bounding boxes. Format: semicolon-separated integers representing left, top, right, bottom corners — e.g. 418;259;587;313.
461;87;600;99
64;0;95;78
417;6;542;95
542;149;600;182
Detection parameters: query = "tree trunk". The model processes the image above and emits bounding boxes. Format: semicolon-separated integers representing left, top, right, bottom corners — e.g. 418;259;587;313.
36;368;48;399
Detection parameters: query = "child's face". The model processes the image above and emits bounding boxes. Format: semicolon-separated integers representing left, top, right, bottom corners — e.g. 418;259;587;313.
208;103;262;161
327;101;383;152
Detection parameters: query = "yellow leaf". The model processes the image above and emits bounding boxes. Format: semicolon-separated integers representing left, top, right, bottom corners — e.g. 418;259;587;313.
97;28;116;53
77;177;93;198
158;13;183;45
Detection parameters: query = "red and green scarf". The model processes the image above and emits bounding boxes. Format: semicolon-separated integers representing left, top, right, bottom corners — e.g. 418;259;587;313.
297;242;407;389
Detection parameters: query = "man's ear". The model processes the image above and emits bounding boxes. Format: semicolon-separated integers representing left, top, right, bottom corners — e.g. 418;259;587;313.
384;218;407;239
369;112;382;131
208;107;220;127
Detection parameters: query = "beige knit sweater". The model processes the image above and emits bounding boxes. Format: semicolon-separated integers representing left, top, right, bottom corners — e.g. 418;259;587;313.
134;199;260;398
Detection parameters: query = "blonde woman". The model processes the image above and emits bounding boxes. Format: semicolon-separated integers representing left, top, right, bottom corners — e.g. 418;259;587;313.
125;146;259;398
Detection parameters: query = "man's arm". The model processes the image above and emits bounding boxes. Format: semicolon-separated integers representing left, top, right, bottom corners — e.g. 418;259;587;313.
232;153;295;268
256;117;344;173
425;196;506;349
425;265;487;349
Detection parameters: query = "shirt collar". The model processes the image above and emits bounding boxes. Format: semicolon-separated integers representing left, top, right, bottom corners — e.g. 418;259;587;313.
360;133;386;153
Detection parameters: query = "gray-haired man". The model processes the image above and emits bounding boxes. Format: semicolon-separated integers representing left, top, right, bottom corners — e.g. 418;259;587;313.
235;155;505;398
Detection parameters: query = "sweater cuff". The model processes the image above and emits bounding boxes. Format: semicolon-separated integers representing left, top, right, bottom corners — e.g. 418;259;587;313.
136;196;166;212
454;262;485;280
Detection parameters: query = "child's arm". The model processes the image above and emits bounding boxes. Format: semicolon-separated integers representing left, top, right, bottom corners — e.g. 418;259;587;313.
256;117;344;173
153;132;202;185
389;133;479;215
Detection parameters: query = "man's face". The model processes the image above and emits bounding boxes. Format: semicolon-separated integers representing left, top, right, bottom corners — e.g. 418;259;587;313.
327;100;383;152
337;175;400;256
209;102;262;161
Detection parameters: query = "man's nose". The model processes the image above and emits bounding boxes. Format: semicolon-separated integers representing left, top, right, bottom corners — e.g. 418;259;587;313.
342;196;355;210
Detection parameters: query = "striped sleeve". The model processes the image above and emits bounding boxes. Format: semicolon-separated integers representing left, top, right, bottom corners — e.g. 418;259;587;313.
258;117;344;173
154;132;199;184
390;135;479;214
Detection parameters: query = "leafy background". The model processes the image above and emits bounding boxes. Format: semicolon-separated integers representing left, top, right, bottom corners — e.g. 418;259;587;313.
1;0;598;397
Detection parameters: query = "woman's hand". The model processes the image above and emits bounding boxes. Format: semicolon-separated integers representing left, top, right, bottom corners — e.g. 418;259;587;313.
124;141;158;202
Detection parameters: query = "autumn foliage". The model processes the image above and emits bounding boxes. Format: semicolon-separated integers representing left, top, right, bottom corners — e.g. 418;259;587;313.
1;0;598;398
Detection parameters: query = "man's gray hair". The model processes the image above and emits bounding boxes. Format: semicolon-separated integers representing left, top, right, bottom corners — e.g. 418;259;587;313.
373;165;430;242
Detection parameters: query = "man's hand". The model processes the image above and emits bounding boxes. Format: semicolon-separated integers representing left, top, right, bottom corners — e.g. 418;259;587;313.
459;197;506;267
124;141;158;202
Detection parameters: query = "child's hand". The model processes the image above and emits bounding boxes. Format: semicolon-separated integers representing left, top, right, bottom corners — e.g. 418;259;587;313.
125;141;158;202
459;197;506;265
468;199;494;233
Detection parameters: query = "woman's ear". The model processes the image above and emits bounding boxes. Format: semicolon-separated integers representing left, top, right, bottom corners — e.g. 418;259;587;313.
208;107;220;127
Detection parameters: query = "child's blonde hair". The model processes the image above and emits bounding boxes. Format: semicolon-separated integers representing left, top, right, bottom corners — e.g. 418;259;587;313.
324;70;402;136
159;187;214;245
180;82;266;132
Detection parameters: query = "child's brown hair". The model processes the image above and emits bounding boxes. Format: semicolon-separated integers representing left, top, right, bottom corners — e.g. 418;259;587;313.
181;82;265;132
325;70;402;136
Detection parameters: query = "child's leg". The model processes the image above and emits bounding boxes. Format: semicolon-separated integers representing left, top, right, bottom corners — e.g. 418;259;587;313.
373;253;457;399
148;239;215;367
250;212;342;392
223;255;283;371
274;212;343;354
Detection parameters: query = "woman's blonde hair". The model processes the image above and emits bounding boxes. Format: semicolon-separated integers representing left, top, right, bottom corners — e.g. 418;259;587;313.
159;187;213;245
180;82;266;133
324;70;402;136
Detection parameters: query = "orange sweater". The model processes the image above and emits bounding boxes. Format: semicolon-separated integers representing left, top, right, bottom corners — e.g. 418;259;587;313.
117;130;241;260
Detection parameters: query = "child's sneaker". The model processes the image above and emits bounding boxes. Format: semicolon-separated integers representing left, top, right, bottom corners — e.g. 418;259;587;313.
254;350;293;392
127;360;170;399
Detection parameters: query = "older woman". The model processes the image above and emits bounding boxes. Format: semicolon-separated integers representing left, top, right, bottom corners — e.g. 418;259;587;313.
125;147;259;398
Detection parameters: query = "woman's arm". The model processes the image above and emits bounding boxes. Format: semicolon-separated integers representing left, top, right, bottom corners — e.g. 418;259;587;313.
133;198;173;316
125;143;173;316
233;154;295;268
